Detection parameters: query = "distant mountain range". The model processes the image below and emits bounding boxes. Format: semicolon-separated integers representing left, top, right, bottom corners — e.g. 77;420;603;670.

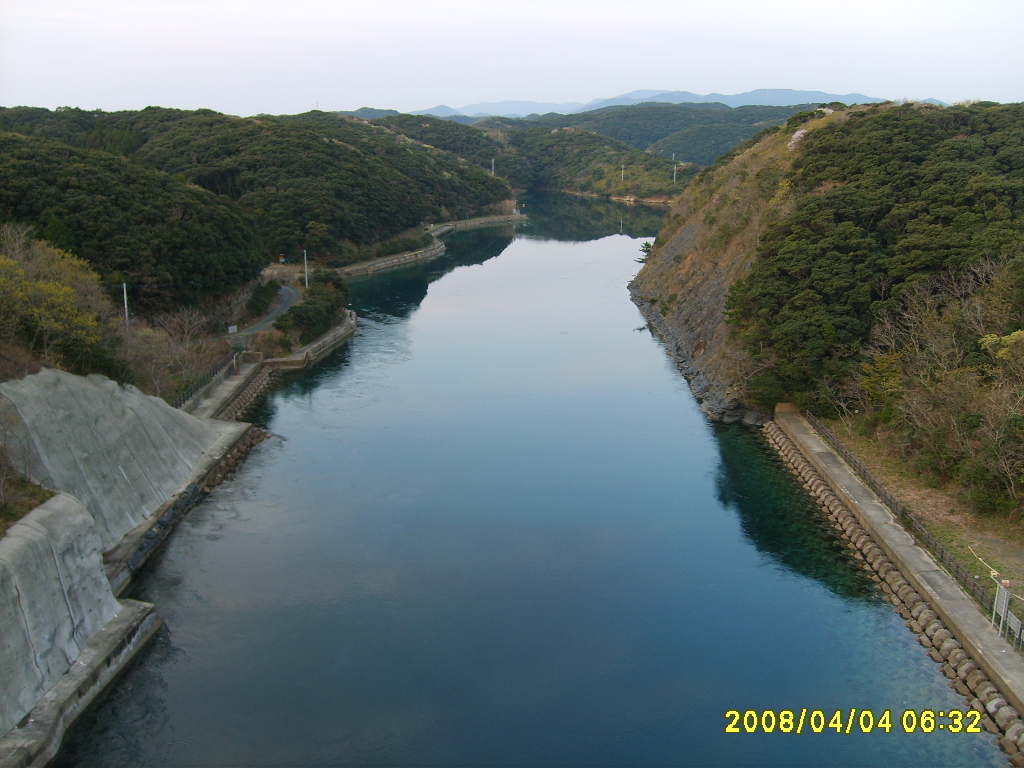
406;89;945;119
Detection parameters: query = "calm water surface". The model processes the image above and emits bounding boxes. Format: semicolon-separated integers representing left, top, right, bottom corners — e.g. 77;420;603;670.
57;200;1002;767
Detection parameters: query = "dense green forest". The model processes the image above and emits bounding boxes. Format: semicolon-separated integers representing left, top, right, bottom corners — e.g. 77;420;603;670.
374;114;509;170
375;114;682;197
521;102;817;165
0;106;511;304
722;101;1024;513
0;131;262;306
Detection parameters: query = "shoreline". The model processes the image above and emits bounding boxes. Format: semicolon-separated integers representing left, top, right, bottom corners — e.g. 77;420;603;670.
337;213;526;281
768;405;1024;759
629;287;765;425
0;210;525;766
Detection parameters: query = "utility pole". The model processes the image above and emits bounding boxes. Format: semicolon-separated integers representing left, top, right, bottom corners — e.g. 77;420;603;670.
621;164;625;181
303;250;309;288
491;157;495;176
673;165;677;185
122;283;129;331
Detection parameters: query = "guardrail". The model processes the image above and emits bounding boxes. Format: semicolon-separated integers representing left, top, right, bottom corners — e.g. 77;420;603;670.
804;412;999;614
169;351;236;409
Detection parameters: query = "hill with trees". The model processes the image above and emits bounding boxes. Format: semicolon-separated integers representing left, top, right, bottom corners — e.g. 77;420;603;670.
635;101;1024;516
376;114;682;198
0;107;512;304
0;130;262;307
523;102;819;166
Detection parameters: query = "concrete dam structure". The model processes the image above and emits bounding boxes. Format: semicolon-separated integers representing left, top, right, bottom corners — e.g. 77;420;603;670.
0;369;248;766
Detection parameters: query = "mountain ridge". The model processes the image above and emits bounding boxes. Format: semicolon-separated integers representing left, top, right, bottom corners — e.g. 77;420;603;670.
414;88;897;118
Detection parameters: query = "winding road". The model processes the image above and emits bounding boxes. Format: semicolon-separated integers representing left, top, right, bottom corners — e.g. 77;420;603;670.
237;285;298;335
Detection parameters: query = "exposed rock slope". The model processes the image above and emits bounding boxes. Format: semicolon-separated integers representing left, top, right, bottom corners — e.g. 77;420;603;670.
630;112;842;422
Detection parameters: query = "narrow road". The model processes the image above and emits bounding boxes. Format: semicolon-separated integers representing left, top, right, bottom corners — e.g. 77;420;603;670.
238;285;298;335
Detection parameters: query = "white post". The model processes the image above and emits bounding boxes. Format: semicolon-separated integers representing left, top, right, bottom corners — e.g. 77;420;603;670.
303;250;308;288
122;283;129;331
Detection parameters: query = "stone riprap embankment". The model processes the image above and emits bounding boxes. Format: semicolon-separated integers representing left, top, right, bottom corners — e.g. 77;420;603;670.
766;406;1024;764
0;494;160;768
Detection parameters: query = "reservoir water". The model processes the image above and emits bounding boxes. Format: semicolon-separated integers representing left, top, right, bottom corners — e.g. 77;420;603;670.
56;197;1002;767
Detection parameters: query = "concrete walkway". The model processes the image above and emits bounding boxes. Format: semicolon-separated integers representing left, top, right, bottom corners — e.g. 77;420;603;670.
776;404;1024;715
188;362;263;419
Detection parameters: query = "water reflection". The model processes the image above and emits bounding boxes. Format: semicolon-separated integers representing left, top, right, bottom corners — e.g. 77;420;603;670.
350;227;517;321
519;191;666;241
51;215;1002;768
254;227;519;422
713;423;874;599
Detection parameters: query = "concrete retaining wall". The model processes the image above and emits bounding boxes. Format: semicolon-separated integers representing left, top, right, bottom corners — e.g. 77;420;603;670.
0;370;239;551
264;309;358;370
0;494;124;737
337;240;446;279
0;599;159;768
0;366;268;765
337;213;526;281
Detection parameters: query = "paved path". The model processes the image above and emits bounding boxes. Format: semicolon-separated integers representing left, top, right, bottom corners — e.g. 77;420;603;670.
237;285;298;335
775;404;1024;716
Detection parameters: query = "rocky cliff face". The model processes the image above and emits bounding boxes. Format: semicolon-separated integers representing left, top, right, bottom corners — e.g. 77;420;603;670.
629;112;841;424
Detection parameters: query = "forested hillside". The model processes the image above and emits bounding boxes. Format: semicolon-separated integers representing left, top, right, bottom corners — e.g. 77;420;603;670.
375;114;682;198
523;102;817;165
0;131;262;306
639;101;1024;516
0;107;512;304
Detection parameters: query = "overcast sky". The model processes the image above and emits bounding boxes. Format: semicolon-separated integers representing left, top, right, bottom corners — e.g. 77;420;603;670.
2;0;1022;115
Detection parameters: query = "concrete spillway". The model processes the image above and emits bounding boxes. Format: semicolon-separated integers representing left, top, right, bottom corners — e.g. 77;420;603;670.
0;369;234;550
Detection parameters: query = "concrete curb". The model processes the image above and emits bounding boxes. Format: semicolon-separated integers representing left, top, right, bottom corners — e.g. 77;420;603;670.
0;599;161;768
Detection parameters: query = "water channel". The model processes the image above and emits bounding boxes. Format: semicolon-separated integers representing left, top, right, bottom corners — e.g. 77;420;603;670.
56;196;1002;767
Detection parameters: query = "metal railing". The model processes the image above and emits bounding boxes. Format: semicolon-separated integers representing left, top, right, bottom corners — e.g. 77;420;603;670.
804;412;999;613
806;411;1024;649
169;351;236;409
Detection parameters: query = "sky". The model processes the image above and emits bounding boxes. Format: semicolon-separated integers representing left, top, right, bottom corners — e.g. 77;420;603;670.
1;0;1022;116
